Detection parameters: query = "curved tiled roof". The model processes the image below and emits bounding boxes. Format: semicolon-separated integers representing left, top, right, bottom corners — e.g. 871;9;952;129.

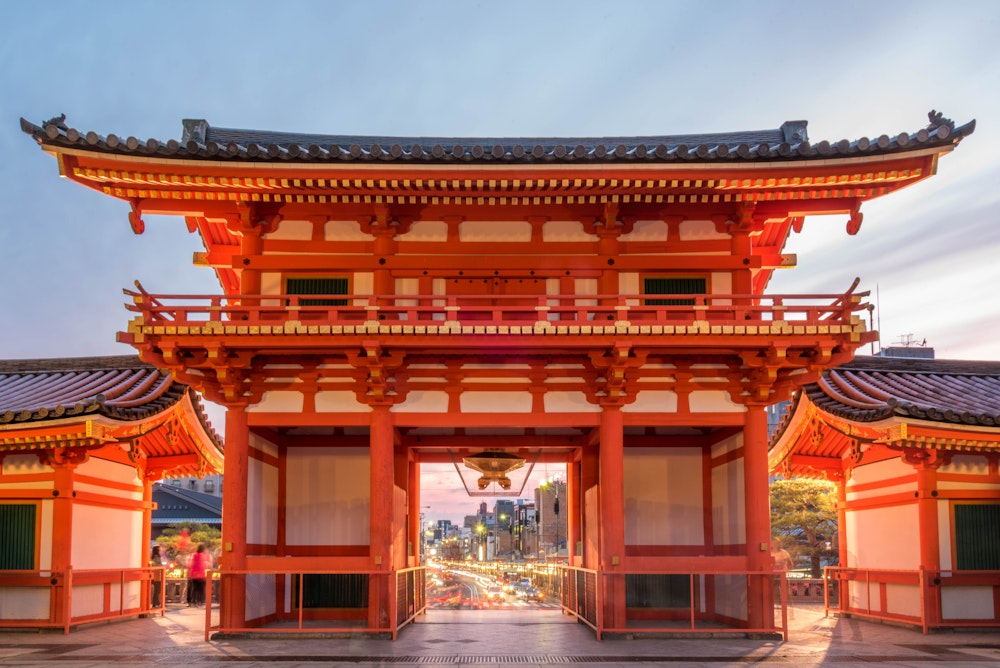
20;110;974;165
801;356;1000;427
0;355;221;446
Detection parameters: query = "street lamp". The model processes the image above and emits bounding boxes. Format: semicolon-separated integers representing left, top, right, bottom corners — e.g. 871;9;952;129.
476;523;486;562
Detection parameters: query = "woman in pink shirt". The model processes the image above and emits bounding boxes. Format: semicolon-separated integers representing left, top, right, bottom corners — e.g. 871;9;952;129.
187;544;210;606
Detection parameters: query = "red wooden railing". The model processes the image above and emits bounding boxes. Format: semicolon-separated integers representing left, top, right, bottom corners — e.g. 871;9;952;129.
0;567;164;633
124;281;869;332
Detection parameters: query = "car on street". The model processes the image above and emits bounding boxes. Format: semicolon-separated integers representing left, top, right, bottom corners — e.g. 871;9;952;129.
522;587;544;602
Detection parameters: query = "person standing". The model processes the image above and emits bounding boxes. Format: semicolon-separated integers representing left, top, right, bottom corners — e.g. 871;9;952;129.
187;544;210;606
149;545;164;608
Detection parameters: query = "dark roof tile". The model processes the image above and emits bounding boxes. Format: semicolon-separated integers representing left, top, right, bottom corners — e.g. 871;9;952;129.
802;356;1000;426
20;111;975;165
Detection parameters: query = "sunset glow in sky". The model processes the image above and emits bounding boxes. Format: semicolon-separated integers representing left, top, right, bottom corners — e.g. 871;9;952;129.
2;0;998;525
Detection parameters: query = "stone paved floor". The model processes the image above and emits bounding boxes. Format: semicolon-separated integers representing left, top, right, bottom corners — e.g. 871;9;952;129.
1;603;999;667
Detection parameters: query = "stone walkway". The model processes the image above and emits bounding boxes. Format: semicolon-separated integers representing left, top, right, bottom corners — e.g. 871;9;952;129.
1;603;999;666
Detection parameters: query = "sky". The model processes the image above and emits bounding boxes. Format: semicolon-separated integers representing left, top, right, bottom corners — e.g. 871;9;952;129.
1;0;998;525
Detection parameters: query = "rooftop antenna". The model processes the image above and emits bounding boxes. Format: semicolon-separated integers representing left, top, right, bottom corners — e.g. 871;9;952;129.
875;284;882;355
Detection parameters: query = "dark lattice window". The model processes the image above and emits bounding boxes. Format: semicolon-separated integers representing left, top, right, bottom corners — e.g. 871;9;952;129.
0;504;36;570
644;277;706;306
287;277;349;306
626;573;691;608
295;573;369;608
955;504;1000;569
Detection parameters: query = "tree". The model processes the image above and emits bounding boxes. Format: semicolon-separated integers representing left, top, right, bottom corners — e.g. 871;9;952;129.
155;522;221;565
770;478;838;577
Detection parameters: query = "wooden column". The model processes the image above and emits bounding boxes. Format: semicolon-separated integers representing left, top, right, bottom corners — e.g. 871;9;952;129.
836;476;849;611
567;455;581;566
49;453;79;628
240;229;263;297
580;444;600;568
221;407;249;630
408;455;420;567
743;404;773;630
599;404;626;631
140;473;155;611
910;451;944;627
369;404;394;630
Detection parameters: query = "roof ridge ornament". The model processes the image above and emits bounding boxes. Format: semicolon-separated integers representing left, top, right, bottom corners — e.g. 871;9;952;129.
780;120;808;143
181;118;209;144
927;110;955;131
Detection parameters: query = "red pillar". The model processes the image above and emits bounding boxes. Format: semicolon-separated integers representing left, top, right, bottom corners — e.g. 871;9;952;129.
599;405;626;631
836;477;849;611
743;404;773;629
914;457;942;627
50;455;77;627
369;404;394;630
408;455;420;567
580;444;600;568
221;407;248;630
567;455;581;566
140;473;154;610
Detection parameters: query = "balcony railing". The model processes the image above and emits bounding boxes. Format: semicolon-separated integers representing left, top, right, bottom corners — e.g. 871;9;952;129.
124;281;869;335
0;567;164;633
824;567;1000;634
204;567;426;640
558;566;788;640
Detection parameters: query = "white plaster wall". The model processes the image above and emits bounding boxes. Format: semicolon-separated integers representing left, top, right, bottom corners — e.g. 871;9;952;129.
710;431;742;458
713;574;748;621
0;588;50;620
286;447;369;545
394;390;450;413
266;219;313;240
353;273;373;297
73;504;142;569
942;586;995;620
315;390;368;413
624;448;703;545
710;272;732;296
621;219;666;241
848;458;912;488
712;459;745;546
460;220;532;242
245;573;277;620
460;392;532;413
619;273;640;296
938;501;953;570
845;505;919;569
544;391;601;413
689;391;743;413
940;454;989;475
395;277;420;297
543;220;591;241
253;391;304;413
247;456;279;546
679;219;729;240
885;583;921;618
325;220;374;241
623;390;678;413
401;220;448;242
250;432;280;459
1;454;46;475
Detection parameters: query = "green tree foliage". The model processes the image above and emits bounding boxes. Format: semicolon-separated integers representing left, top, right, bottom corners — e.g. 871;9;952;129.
155;522;221;565
770;478;838;577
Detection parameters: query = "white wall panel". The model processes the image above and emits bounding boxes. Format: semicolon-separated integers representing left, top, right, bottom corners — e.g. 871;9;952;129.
624;448;703;545
286;447;369;545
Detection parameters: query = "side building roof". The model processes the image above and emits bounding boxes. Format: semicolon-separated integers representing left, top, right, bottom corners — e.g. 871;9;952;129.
151;481;222;527
0;355;224;478
769;356;1000;478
